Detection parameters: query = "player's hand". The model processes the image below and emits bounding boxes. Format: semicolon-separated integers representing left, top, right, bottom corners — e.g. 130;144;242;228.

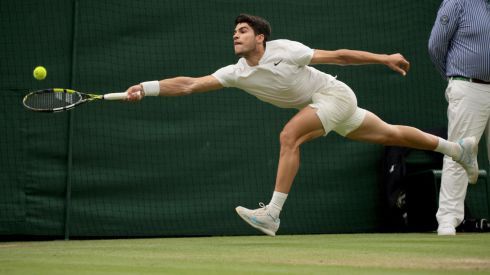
386;53;410;76
125;85;144;101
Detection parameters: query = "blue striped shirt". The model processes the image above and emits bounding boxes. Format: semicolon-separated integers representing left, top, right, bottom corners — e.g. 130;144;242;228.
428;0;490;81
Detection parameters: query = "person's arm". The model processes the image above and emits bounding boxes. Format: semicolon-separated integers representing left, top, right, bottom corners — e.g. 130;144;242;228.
428;0;461;78
310;49;410;76
125;75;223;101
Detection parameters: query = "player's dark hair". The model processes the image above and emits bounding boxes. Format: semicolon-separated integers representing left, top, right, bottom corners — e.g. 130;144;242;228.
235;14;271;47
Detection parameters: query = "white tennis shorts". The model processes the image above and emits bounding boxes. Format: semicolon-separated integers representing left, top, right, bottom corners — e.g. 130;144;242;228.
309;79;366;136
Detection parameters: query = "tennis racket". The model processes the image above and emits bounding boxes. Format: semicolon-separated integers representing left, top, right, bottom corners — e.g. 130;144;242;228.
22;88;138;113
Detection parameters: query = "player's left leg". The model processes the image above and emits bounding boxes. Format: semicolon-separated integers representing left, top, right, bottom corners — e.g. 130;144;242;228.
345;111;439;149
346;110;478;183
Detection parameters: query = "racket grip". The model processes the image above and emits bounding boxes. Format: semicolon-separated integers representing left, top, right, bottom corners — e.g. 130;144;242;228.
103;92;128;100
103;91;142;100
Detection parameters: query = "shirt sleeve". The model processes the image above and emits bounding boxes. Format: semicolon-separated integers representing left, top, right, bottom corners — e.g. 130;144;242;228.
211;65;236;87
428;0;462;78
285;40;314;66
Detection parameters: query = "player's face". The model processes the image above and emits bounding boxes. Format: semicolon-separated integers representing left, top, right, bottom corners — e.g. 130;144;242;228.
233;23;262;56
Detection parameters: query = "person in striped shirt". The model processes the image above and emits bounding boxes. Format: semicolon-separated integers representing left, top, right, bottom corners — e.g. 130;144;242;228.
428;0;490;236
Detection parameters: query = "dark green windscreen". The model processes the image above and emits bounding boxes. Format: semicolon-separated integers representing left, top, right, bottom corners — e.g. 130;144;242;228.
0;0;488;237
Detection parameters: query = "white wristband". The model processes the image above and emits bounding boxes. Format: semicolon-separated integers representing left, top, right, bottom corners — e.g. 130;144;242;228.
141;81;160;96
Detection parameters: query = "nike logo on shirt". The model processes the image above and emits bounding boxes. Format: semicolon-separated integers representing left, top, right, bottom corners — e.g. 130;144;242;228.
274;59;283;66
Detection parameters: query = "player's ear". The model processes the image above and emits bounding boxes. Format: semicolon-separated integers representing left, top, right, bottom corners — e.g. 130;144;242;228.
256;34;265;45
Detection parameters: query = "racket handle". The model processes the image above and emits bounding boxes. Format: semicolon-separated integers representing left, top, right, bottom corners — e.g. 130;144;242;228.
103;91;142;101
103;92;128;100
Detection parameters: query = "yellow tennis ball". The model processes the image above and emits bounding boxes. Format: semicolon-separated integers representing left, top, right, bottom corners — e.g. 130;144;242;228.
33;66;47;80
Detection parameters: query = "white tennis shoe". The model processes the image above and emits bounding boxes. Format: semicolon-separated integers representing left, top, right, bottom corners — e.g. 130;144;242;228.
437;224;456;236
454;137;479;184
235;203;280;236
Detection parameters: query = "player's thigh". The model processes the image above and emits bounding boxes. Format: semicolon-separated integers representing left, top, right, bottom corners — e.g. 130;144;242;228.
282;106;325;143
345;111;394;144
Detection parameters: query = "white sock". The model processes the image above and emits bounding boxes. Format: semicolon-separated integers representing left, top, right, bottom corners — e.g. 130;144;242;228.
434;137;461;160
267;191;288;218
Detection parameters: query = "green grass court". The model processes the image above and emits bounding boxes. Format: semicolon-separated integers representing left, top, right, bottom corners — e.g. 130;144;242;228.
2;233;490;274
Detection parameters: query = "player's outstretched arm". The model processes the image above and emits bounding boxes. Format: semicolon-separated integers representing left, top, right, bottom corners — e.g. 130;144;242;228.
310;49;410;76
126;75;223;101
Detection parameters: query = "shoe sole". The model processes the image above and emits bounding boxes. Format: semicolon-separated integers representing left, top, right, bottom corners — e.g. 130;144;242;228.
437;230;456;236
235;207;276;236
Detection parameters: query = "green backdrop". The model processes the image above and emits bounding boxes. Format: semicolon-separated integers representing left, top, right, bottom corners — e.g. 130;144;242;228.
0;0;488;238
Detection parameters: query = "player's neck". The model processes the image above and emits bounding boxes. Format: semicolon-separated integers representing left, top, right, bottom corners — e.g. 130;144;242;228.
244;46;265;67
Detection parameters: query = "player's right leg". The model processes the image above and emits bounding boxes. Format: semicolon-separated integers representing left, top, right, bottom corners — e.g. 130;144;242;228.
236;106;325;236
235;203;280;236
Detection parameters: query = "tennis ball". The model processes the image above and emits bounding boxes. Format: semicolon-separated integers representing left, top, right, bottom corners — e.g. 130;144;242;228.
33;66;47;80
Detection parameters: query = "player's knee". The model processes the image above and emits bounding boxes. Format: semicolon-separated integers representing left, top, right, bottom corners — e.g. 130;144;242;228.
279;129;298;150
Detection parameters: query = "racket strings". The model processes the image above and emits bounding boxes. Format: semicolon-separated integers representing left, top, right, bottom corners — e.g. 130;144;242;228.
24;90;82;110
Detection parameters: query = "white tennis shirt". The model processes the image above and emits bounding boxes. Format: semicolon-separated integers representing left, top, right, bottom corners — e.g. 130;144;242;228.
212;39;337;109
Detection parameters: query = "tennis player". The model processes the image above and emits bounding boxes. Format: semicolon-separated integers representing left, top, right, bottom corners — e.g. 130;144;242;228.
125;14;478;236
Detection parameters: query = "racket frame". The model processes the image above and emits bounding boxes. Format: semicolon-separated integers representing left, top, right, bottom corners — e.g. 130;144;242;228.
23;88;104;113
